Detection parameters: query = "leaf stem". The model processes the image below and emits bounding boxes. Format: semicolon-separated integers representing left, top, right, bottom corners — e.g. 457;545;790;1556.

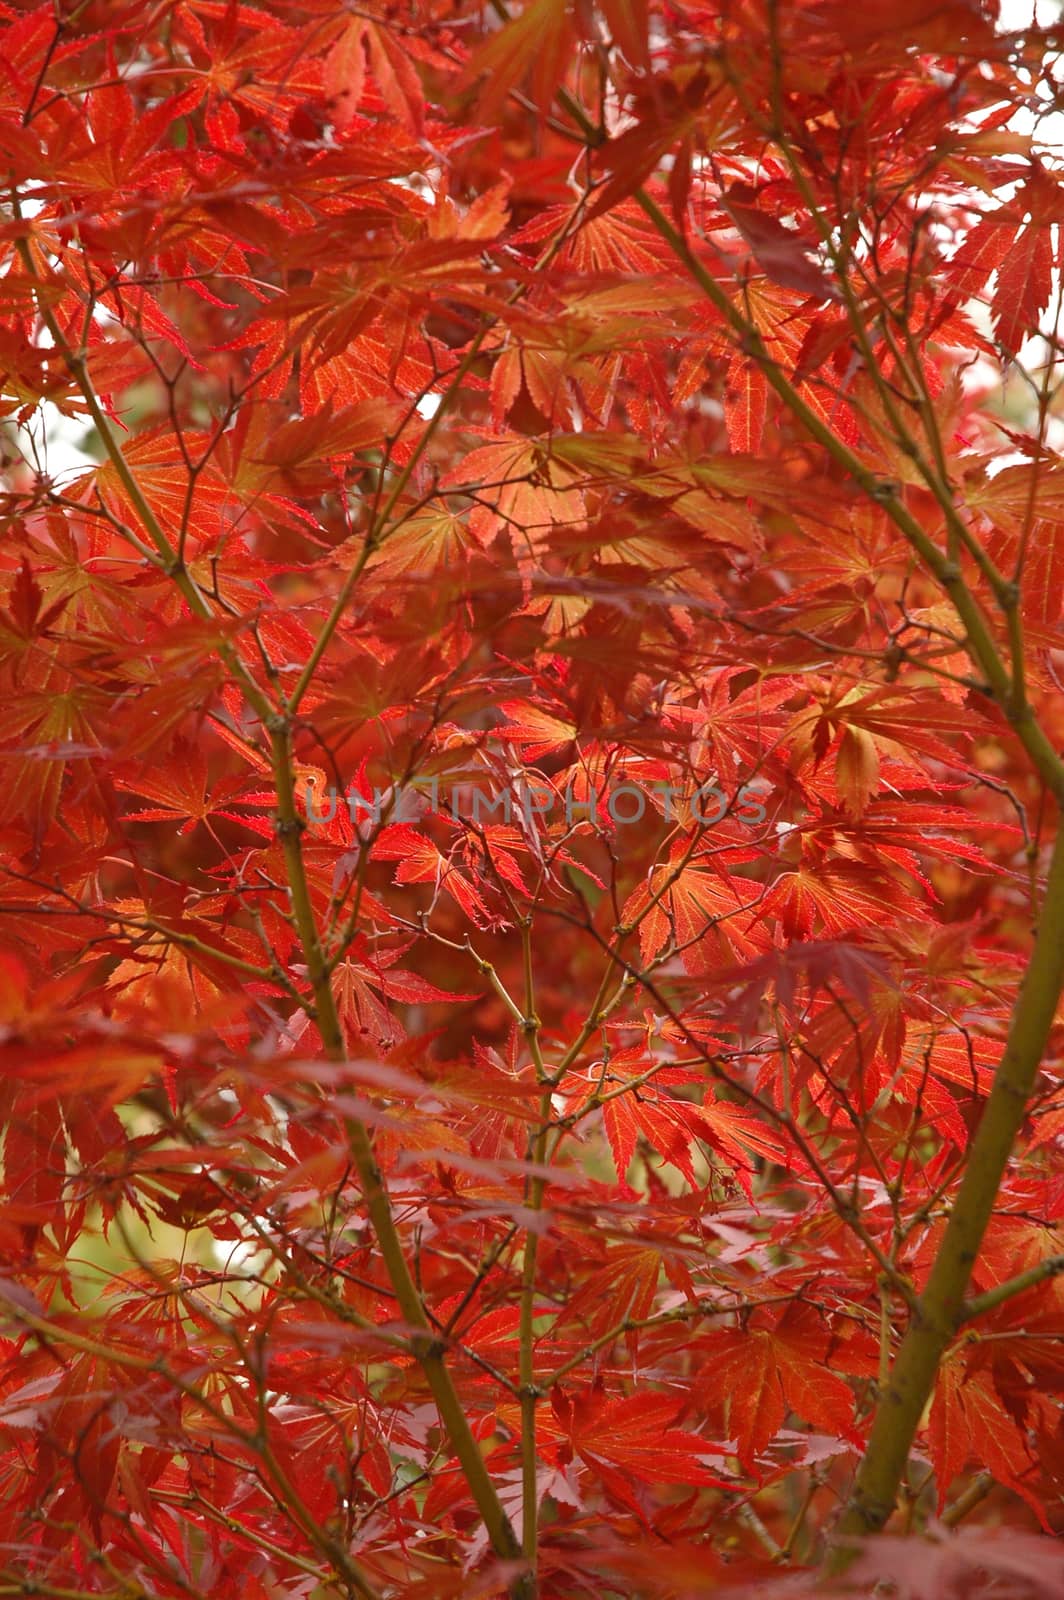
518;1115;549;1567
960;1254;1064;1324
941;1471;994;1527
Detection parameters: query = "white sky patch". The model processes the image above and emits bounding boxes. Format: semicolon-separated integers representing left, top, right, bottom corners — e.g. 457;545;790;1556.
995;0;1064;158
17;404;98;479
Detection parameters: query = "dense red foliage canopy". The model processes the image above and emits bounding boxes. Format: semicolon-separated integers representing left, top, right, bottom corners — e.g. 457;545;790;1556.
2;0;1064;1595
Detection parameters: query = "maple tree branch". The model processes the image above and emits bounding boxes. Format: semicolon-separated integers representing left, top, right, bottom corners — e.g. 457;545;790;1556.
465;938;528;1027
137;919;295;988
830;822;1064;1554
0;1289;382;1600
286;307;501;718
11;210;277;730
203;1179;412;1351
777;1473;821;1563
150;1492;330;1581
630;176;1064;1549
633;190;1064;805
748;79;1020;612
287;176;593;725
734;1500;785;1559
255;1432;384;1600
14;299;173;576
17;201;528;1583
543;808;743;1092
959;1254;1064;1324
547;1297;729;1385
0;1589;152;1600
754;106;1045;741
544;900;919;1306
518;1114;550;1567
0;1296;158;1375
940;1471;994;1527
441;1224;521;1338
267;725;530;1591
516;914;551;1568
